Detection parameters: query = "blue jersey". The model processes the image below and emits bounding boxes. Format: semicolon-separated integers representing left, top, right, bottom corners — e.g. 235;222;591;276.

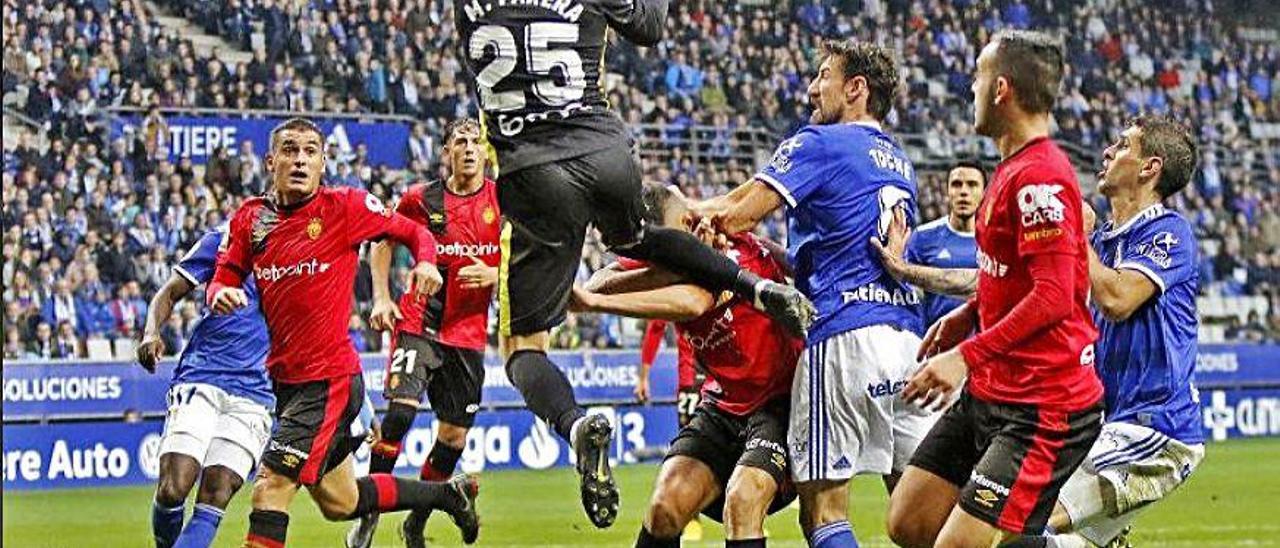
756;122;922;343
1092;204;1202;444
172;228;274;407
905;217;977;327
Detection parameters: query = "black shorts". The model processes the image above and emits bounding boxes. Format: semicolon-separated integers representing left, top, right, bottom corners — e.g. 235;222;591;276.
676;371;707;428
909;389;1103;535
667;397;797;522
262;374;365;485
385;331;485;428
497;145;645;336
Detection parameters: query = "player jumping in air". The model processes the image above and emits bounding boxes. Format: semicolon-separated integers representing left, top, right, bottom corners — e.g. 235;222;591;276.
888;30;1104;548
346;118;501;548
139;226;273;548
208;118;479;547
455;0;813;528
573;184;801;548
689;39;935;548
875;116;1207;548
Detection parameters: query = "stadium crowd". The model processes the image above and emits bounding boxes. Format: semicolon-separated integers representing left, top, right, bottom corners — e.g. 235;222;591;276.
3;0;1278;360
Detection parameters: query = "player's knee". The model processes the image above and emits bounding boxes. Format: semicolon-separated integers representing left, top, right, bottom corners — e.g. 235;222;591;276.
196;466;244;508
886;502;933;548
155;476;192;508
645;496;688;538
317;498;357;522
723;472;772;522
250;467;295;512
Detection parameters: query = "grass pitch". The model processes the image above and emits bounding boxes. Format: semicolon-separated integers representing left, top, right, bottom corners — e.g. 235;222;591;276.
4;437;1279;547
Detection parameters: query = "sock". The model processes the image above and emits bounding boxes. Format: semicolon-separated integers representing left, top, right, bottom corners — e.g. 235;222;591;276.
244;510;289;548
1001;536;1049;547
505;350;585;441
349;474;462;518
1045;534;1090;548
173;503;223;548
727;539;766;547
615;226;747;295
809;521;858;548
152;498;185;548
635;526;681;548
371;401;417;474
421;442;464;481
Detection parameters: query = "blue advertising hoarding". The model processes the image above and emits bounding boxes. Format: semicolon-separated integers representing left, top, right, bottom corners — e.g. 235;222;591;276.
109;116;411;168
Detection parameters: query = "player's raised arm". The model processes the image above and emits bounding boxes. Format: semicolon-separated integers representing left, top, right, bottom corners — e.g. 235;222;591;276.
590;0;670;46
341;188;442;298
571;283;715;322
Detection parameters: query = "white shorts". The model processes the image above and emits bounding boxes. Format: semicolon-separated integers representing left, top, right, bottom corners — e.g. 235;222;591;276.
788;325;939;482
1058;422;1204;545
159;383;273;481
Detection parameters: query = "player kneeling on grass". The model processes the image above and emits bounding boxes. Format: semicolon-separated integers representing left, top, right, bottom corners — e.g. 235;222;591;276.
347;119;501;548
207;118;478;547
573;184;802;548
138;225;274;548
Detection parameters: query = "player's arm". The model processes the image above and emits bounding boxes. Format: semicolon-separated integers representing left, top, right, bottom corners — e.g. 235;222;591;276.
138;273;195;372
345;189;441;299
690;179;783;236
584;261;685;295
208;209;252;314
870;200;976;296
635;319;667;402
571;284;715;322
592;0;669;46
368;240;403;331
1086;244;1158;321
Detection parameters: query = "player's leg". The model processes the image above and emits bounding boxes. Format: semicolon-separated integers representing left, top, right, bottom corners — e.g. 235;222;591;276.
307;454;480;541
933;402;1103;548
722;398;793;543
638;402;734;547
887;326;941;497
174;394;272;548
496;163;617;528
586;146;812;335
153;383;220;548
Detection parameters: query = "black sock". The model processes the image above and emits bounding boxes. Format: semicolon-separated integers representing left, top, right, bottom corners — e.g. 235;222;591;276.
370;401;416;474
726;538;766;547
635;526;681;548
615;226;757;296
245;509;289;547
349;474;460;518
1001;536;1049;548
421;441;464;481
505;350;584;441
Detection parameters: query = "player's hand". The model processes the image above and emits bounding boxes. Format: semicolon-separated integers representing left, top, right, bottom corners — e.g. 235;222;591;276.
870;207;912;280
210;287;248;314
409;261;443;301
918;302;976;361
1082;199;1098;234
691;216;730;251
569;285;597;313
367;418;382;447
136;334;166;373
633;372;651;403
369;298;403;332
457;256;498;290
903;348;968;411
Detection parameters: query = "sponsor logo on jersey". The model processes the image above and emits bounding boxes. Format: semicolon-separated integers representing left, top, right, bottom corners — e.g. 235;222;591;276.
866;378;909;398
769;136;803;174
1133;232;1178;269
306;217;323;240
974;489;1000;508
437;242;500;257
482;206;497;225
832;456;852;470
682;309;736;352
976;249;1009;277
254;258;332;282
495;103;596;137
1023;227;1064;242
841;283;921;307
1017;184;1066;227
970;471;1011;497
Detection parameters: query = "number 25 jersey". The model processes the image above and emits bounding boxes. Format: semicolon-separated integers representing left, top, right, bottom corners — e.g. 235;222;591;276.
455;0;667;174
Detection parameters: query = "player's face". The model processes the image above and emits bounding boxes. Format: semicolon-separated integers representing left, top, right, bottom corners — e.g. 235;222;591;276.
807;56;845;125
446;125;485;180
972;41;1002;137
266;129;324;198
946;166;984;219
1097;126;1145;197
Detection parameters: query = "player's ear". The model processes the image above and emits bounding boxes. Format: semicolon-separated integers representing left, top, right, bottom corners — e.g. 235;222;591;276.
264;152;274;174
1140;155;1164;185
993;75;1010;106
844;74;866;104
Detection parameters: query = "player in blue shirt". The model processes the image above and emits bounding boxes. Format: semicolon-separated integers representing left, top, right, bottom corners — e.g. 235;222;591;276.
137;226;273;548
902;162;984;327
871;116;1205;548
689;39;937;548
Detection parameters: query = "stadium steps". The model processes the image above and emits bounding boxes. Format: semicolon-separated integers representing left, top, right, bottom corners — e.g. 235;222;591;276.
144;1;251;66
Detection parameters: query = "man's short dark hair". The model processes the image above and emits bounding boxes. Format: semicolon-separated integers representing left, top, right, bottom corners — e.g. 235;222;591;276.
820;39;900;120
442;118;482;144
268;118;324;152
949;160;988;185
990;30;1064;114
1132;115;1198;198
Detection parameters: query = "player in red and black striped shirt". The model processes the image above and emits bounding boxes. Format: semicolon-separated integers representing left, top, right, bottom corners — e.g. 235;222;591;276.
888;31;1103;548
208;119;479;548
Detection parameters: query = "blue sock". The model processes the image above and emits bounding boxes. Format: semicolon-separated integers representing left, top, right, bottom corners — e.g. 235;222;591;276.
809;520;858;548
151;499;185;548
173;503;225;548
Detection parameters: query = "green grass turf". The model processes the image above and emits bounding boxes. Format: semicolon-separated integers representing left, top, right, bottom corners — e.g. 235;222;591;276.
5;437;1280;547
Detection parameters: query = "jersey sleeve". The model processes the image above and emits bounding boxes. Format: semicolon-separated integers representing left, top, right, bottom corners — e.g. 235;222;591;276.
1012;167;1085;257
341;188;400;246
395;185;428;224
1117;216;1197;294
597;0;669;46
905;228;926;265
754;127;828;208
174;230;225;286
209;204;255;298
